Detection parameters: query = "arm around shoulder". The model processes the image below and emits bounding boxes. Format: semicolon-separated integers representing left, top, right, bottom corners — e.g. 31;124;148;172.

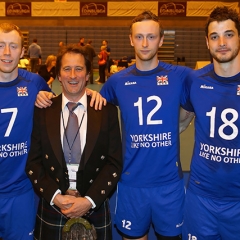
179;107;195;133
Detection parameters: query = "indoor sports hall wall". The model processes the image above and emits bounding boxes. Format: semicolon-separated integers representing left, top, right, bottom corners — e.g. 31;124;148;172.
20;25;210;69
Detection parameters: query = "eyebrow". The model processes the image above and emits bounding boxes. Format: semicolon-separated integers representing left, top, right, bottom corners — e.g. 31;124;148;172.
62;65;83;68
209;29;235;36
0;41;18;45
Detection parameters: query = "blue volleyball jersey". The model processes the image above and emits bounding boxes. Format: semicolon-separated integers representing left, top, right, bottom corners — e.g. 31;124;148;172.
101;62;191;187
181;63;240;200
0;69;49;198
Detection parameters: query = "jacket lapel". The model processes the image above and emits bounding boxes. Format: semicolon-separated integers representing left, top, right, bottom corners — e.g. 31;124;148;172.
82;96;102;166
45;94;64;166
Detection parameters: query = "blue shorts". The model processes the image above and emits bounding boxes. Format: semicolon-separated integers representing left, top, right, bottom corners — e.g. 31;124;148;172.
0;189;37;240
183;190;240;240
115;180;185;237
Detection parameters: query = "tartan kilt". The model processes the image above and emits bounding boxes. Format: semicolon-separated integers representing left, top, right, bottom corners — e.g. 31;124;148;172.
34;197;112;240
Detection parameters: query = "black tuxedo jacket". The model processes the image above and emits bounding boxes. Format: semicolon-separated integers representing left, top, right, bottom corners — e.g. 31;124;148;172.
26;94;122;209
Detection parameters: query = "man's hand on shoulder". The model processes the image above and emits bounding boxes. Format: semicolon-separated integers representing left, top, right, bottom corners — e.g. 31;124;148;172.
86;88;107;110
35;91;54;108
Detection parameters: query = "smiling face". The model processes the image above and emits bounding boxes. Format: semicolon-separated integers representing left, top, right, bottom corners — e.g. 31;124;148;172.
58;52;89;102
0;30;24;82
206;19;240;64
129;20;163;70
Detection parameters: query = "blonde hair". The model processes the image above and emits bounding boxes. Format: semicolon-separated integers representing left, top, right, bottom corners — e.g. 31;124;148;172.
45;55;56;67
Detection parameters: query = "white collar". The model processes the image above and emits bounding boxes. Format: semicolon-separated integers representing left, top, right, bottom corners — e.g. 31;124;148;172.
62;92;87;111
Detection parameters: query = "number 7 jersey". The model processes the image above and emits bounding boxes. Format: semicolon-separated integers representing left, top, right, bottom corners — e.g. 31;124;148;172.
101;62;191;187
181;64;240;200
0;69;50;198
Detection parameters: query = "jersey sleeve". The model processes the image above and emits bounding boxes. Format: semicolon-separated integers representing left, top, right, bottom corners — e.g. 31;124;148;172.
100;75;119;106
35;74;52;92
180;72;194;112
18;68;51;92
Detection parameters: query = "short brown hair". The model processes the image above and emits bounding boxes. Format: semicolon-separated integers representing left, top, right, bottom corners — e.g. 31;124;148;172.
56;44;91;77
0;23;24;47
130;10;164;38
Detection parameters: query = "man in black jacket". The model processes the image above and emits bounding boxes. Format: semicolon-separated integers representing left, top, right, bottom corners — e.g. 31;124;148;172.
26;44;122;240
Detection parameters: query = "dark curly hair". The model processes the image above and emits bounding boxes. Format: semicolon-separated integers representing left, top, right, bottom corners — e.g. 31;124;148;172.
205;6;240;36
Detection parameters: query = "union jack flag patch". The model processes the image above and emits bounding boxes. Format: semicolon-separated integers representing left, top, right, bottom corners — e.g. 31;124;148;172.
157;75;168;85
17;87;28;96
237;85;240;96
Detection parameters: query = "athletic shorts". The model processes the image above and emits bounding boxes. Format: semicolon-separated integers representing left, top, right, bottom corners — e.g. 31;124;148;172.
115;180;185;238
0;189;37;240
183;190;240;240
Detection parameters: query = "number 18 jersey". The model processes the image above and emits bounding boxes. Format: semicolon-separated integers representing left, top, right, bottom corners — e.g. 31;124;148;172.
101;62;191;187
181;64;240;200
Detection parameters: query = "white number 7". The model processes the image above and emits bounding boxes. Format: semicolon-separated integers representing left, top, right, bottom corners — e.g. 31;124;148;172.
1;108;18;137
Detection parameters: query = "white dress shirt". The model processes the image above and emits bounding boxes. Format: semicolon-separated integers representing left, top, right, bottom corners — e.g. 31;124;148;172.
51;92;96;208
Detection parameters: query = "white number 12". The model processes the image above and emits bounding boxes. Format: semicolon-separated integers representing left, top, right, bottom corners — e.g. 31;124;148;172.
134;96;162;125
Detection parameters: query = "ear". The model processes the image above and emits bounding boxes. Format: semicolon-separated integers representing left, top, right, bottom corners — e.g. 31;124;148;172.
129;34;134;47
20;47;25;58
159;35;164;48
86;73;90;82
205;36;210;50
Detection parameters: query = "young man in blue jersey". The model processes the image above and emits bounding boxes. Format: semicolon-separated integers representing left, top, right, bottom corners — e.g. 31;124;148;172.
0;23;52;240
181;6;240;240
99;11;192;240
